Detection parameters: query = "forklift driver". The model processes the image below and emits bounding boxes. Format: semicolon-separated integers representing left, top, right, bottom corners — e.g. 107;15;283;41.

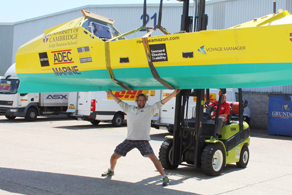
102;88;181;186
206;94;230;138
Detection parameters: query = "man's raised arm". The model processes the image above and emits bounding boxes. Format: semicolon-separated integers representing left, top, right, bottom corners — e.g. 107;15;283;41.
107;89;121;103
161;88;181;104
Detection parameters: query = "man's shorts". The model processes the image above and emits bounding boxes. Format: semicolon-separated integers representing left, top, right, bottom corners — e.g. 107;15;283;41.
114;139;154;157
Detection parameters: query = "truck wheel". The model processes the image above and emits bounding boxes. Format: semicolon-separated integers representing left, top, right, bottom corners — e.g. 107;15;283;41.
91;120;100;125
25;108;38;121
112;113;124;127
159;139;178;169
236;146;249;168
201;143;225;176
5;115;16;120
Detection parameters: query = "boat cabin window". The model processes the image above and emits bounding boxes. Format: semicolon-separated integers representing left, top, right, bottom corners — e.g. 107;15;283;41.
0;79;19;94
82;18;123;40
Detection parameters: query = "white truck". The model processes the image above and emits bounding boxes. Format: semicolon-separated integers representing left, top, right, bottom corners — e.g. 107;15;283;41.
151;89;251;132
67;90;157;126
0;64;68;121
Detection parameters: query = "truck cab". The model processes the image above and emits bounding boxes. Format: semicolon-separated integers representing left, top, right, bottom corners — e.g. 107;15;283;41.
0;64;68;121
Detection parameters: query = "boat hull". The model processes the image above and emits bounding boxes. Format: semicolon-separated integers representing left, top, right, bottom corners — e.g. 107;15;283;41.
16;14;292;93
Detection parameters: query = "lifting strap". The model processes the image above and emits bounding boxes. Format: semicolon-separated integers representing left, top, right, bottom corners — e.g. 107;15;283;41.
104;42;132;90
142;37;174;89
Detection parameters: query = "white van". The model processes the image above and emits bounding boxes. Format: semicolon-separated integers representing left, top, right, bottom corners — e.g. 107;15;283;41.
67;90;159;126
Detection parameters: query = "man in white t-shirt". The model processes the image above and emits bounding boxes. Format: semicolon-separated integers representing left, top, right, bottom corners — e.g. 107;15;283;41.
102;88;181;186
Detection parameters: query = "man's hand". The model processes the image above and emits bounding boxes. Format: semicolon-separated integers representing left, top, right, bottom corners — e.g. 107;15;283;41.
107;89;121;103
161;88;181;104
107;89;113;96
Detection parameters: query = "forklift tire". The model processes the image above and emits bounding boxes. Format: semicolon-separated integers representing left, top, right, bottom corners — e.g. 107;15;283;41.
25;107;38;121
90;120;100;125
159;139;179;170
112;113;124;127
236;146;249;168
201;143;225;176
5;115;16;120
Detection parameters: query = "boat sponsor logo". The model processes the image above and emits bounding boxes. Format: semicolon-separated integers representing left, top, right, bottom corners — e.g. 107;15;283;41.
107;90;149;101
77;46;92;63
45;28;79;48
198;46;206;54
39;52;50;67
272;111;292;118
45;28;78;43
52;66;81;76
290;33;292;41
198;45;246;54
51;49;74;65
46;94;67;99
149;44;168;62
136;36;180;44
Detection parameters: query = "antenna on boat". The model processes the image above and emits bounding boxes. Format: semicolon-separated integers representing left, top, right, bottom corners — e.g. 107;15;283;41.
273;0;276;14
143;0;147;27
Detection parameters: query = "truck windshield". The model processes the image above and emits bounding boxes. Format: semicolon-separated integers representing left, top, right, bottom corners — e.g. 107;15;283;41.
0;79;20;94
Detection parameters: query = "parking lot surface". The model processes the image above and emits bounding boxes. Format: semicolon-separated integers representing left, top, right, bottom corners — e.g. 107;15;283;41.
0;115;292;195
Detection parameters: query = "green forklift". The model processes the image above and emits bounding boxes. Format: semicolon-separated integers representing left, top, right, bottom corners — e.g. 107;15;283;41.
158;0;250;176
158;88;250;176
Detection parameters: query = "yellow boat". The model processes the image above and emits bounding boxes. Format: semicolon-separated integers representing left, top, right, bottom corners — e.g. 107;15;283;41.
15;9;292;93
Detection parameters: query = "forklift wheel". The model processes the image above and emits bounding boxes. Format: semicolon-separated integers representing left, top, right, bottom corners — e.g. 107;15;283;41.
236;146;249;168
201;143;225;176
159;139;178;170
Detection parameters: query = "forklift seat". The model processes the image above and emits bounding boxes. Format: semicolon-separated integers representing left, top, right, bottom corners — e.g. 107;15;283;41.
227;103;233;124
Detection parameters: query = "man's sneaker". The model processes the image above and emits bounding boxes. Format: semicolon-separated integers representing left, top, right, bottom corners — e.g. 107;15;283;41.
162;176;169;186
101;169;114;177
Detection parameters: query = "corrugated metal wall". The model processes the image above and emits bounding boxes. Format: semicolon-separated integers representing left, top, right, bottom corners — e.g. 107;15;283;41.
0;24;13;76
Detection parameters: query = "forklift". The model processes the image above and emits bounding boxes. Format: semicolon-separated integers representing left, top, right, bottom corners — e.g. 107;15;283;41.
158;0;250;176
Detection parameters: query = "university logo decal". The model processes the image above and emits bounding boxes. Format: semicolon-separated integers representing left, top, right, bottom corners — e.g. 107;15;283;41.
43;34;49;43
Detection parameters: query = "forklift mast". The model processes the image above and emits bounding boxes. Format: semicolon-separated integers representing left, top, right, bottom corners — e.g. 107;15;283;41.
171;0;244;168
172;0;207;168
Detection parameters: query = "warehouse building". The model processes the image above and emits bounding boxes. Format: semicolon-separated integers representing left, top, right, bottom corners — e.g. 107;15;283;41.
1;0;292;129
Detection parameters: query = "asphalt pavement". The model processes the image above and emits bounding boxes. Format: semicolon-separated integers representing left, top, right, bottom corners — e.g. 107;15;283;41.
0;115;292;195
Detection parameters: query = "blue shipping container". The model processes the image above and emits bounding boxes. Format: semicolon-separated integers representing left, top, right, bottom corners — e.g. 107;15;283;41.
268;94;292;136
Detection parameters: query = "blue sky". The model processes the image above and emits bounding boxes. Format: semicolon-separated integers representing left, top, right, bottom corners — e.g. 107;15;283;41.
0;0;187;23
